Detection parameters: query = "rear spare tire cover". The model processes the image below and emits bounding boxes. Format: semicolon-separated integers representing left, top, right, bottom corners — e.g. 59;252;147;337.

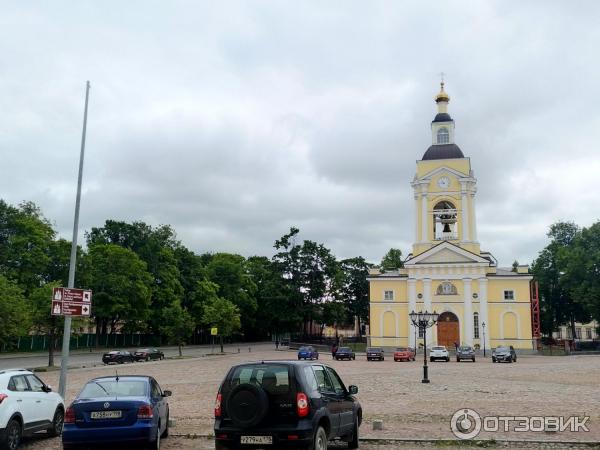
226;383;269;428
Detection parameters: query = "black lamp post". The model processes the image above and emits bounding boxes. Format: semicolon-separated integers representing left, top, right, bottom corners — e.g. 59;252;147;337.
409;310;439;383
482;321;486;357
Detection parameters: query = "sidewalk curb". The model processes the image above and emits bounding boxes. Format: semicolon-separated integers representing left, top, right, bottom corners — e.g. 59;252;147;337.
170;433;600;446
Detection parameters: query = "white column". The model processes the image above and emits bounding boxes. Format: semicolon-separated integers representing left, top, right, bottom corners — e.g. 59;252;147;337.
463;278;473;346
408;279;417;348
461;184;470;242
471;192;478;242
414;195;420;242
479;278;490;351
421;191;428;243
423;279;434;345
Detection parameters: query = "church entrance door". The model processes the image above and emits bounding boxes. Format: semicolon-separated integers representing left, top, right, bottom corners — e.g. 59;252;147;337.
437;312;459;348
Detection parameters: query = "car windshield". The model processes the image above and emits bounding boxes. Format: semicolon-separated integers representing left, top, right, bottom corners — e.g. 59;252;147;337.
108;351;119;354
496;347;510;352
229;364;290;394
459;346;471;351
432;346;445;350
367;348;381;352
396;347;408;351
137;348;149;352
299;347;311;351
79;379;147;398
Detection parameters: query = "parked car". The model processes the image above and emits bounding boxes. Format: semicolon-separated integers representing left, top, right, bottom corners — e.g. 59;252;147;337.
297;346;319;360
456;345;476;362
214;361;361;450
134;348;164;362
366;347;385;361
393;347;416;362
492;346;517;363
0;368;65;450
62;375;171;450
334;347;356;361
102;350;135;365
429;346;450;362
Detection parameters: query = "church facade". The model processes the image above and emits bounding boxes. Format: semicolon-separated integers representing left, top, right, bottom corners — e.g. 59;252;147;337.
368;83;534;351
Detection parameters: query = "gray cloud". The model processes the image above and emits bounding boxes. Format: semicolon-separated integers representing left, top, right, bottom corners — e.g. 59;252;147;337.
2;1;600;268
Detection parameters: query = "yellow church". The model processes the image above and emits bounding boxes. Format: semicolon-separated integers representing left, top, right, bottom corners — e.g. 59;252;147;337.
368;83;535;352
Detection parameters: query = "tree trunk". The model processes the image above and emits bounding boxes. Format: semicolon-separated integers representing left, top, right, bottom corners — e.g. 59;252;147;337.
570;315;577;348
220;335;224;353
95;318;101;349
178;343;182;357
48;328;55;367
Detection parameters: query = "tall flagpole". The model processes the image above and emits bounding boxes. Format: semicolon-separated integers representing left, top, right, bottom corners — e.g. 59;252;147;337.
58;81;91;399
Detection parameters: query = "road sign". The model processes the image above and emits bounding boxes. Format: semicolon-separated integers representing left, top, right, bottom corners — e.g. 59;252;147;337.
51;287;92;317
211;327;218;336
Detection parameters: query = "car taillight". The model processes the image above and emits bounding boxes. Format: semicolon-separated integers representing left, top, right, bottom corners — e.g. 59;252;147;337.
137;404;154;419
214;393;222;418
0;393;7;404
64;407;75;424
296;392;309;418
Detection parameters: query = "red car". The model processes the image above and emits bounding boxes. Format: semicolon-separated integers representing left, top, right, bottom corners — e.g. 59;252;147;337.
394;347;416;361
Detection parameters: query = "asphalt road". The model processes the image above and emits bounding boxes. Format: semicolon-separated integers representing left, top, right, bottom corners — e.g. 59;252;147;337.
0;342;274;371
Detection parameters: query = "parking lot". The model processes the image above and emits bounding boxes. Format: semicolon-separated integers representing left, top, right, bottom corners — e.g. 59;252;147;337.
16;348;600;448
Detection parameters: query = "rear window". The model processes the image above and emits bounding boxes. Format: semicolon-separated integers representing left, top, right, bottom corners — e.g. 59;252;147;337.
459;346;471;351
432;346;445;350
338;347;351;352
79;379;147;398
299;347;310;351
396;347;408;351
496;347;509;351
367;347;381;352
229;364;290;394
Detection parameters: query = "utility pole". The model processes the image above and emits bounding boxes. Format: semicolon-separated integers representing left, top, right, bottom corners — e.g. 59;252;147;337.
58;81;91;399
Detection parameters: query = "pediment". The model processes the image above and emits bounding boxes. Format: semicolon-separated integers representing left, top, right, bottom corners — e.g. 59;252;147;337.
405;242;489;265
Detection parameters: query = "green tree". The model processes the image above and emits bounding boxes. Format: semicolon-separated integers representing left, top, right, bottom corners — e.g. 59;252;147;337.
511;260;519;272
380;248;403;272
202;297;241;352
205;253;257;338
321;300;348;337
0;275;31;348
159;303;195;357
85;244;153;345
339;257;371;335
29;282;62;366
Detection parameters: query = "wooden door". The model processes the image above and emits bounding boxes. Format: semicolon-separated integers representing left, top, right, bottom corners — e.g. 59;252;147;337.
437;312;459;348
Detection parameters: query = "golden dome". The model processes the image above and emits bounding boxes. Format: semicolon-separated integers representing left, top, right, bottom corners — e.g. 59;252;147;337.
435;82;450;103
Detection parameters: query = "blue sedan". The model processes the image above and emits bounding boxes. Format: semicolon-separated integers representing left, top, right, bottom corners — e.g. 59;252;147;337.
62;375;171;450
297;346;319;360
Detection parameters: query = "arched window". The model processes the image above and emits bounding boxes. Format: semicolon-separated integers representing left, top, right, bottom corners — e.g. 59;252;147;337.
437;127;449;144
436;282;457;295
473;312;480;339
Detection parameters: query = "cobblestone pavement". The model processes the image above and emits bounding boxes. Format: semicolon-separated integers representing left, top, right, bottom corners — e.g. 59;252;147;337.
18;348;600;449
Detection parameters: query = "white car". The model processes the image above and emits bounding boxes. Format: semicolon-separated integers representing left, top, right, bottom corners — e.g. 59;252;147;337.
429;346;450;362
0;369;64;450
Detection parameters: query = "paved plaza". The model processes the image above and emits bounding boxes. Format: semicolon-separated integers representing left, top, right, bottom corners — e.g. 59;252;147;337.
17;348;600;449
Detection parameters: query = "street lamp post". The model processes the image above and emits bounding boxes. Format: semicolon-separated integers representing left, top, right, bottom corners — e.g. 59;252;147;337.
409;310;439;383
482;322;486;357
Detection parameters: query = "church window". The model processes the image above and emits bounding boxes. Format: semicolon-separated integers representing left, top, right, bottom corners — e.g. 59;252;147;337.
436;282;457;295
433;201;458;240
557;328;562;339
586;328;592;339
437;127;449;144
473;312;480;339
503;290;514;300
575;327;582;339
384;290;394;301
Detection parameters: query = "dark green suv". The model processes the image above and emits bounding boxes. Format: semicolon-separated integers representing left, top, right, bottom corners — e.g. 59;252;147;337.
214;361;362;449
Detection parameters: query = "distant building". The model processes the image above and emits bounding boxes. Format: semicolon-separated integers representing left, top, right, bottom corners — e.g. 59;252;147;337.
552;321;598;341
368;82;535;351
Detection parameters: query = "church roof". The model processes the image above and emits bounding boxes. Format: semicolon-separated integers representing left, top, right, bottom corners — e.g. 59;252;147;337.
422;143;464;160
432;112;452;123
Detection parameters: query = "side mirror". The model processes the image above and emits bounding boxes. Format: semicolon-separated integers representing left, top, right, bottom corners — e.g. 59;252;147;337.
44;385;53;393
163;390;172;397
348;385;358;395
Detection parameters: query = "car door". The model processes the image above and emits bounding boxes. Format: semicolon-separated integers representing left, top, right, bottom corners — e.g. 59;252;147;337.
25;374;53;423
325;367;354;435
311;365;341;435
8;375;37;425
150;379;166;433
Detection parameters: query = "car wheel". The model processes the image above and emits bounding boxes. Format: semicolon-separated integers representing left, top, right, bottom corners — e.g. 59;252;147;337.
48;407;64;437
456;357;460;362
298;357;301;360
309;425;328;450
446;357;450;362
148;421;161;450
1;418;22;450
146;356;150;362
472;357;476;362
347;415;359;449
430;357;434;362
507;357;512;363
316;355;319;360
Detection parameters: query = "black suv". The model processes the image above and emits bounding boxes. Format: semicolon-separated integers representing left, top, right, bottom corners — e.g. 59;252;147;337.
214;361;362;449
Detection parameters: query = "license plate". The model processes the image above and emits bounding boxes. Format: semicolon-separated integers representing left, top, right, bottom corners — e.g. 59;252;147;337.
90;410;122;419
240;436;272;444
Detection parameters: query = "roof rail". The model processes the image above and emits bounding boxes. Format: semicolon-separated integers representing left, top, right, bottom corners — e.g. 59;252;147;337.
0;368;29;375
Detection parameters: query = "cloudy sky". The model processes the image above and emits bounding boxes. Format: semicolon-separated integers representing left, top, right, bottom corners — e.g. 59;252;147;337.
2;1;599;267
